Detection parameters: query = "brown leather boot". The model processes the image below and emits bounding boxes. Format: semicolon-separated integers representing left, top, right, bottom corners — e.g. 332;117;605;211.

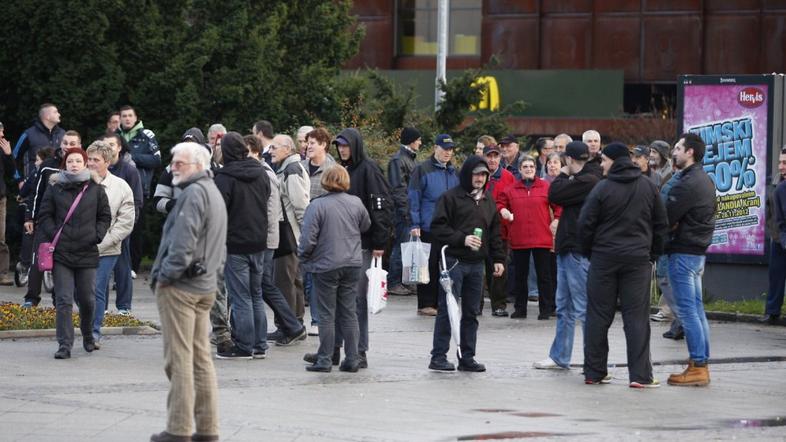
667;360;710;386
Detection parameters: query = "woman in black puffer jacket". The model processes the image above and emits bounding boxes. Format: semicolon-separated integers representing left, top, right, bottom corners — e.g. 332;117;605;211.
38;147;112;359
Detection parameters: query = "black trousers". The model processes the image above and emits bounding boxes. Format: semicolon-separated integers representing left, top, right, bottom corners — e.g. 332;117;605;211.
511;248;554;316
415;230;440;309
130;201;148;273
583;254;654;384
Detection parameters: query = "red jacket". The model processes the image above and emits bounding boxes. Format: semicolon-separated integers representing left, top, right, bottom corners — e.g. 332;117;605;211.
497;177;561;250
486;167;516;240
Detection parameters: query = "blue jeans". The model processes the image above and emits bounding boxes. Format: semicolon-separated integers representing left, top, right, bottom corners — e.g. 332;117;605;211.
431;258;484;363
93;255;120;340
112;237;133;310
305;272;318;326
656;255;682;334
262;249;302;336
549;252;589;368
668;253;710;363
766;239;786;316
225;252;267;354
387;219;409;287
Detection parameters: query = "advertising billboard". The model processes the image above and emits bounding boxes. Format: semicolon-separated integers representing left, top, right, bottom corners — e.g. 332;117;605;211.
678;75;784;264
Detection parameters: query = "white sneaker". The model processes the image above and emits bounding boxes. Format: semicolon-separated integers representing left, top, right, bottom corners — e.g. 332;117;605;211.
649;311;670;322
308;325;319;336
533;357;566;370
130;270;137;279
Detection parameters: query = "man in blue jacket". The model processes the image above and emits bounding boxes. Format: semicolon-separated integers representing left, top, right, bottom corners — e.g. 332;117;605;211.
408;134;459;316
13;103;64;182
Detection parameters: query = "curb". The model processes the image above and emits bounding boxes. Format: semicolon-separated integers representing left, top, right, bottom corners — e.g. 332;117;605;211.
651;307;784;326
0;325;160;340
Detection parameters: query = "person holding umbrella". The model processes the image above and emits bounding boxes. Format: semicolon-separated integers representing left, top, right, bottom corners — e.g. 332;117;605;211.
428;156;506;372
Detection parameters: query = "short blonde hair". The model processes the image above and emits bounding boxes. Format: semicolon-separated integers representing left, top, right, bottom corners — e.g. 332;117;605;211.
86;140;114;163
320;164;350;192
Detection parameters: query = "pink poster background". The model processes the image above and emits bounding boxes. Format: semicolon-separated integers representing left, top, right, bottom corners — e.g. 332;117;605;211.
682;83;768;256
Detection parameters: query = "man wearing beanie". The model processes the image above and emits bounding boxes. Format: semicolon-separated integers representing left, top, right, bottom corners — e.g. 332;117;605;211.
578;142;668;388
533;141;600;370
387;127;421;295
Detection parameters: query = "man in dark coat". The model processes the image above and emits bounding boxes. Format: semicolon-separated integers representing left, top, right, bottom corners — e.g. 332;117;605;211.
334;127;393;368
213;132;271;359
387;127;421;295
665;133;717;387
13;103;64;181
428;156;505;373
578;142;667;388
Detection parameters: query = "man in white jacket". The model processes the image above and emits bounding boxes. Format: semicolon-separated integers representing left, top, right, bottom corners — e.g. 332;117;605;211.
86;140;135;347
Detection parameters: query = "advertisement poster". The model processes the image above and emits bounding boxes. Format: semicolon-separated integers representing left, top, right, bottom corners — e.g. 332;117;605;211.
681;78;770;261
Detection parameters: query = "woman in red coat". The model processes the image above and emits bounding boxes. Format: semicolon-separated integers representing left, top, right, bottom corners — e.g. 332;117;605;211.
497;156;561;320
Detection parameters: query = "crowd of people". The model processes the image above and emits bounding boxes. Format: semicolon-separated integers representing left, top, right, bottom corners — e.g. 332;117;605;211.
4;100;782;442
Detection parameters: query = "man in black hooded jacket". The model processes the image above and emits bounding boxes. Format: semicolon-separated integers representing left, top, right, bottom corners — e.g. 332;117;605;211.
578;142;668;387
428;156;505;372
213;131;271;359
333;128;392;368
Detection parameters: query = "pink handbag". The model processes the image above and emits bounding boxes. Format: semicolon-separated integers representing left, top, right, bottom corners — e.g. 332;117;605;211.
37;183;88;272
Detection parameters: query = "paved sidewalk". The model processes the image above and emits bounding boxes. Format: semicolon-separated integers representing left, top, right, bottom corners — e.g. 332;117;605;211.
1;277;785;441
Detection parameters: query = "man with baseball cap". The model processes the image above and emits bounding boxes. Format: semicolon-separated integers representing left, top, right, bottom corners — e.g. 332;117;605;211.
408;134;459;316
534;141;601;370
499;134;525;180
578;142;667;388
631;145;658;185
388;127;422;295
483;143;516;316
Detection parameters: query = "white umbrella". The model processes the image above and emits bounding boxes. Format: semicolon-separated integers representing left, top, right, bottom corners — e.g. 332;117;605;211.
439;245;462;359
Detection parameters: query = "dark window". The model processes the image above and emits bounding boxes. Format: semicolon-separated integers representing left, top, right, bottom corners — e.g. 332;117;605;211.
397;0;481;56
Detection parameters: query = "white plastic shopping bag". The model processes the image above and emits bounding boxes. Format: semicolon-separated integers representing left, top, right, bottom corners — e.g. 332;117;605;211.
366;256;388;314
401;236;431;285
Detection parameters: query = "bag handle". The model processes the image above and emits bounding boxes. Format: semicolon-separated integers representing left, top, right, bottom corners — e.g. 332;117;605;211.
51;183;89;249
371;256;382;269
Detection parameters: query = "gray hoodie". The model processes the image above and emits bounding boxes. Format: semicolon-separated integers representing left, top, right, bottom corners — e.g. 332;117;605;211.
151;170;228;295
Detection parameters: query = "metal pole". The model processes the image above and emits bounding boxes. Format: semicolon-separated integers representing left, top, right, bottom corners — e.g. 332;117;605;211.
435;0;449;110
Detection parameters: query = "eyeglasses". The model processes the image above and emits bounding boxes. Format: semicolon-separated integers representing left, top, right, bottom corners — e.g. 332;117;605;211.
171;160;197;169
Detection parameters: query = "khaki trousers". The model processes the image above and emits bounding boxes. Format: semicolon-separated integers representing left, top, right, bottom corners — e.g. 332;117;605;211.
156;284;219;437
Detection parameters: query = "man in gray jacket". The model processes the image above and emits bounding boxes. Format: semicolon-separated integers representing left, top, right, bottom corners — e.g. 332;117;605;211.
150;142;227;442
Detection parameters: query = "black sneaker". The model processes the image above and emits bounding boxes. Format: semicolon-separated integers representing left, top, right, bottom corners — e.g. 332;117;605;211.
510;309;527;319
429;359;456;372
83;338;96;353
303;349;340;366
216;345;252;360
54;347;71;359
492;308;509;317
275;327;307;346
663;329;685;340
458;359;486;372
358;351;368;369
339;359;359;372
305;363;331;372
266;330;284;342
252;349;266;359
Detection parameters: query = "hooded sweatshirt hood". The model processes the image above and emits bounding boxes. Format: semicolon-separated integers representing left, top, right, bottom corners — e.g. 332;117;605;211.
606;156;642;183
459;155;490;193
216;131;264;182
334;128;366;170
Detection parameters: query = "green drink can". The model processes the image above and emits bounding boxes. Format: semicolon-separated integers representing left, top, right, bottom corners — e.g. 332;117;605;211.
473;228;483;238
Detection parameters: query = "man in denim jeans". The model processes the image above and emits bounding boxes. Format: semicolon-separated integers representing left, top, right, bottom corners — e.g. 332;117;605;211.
533;141;600;370
428;156;505;372
665;133;717;387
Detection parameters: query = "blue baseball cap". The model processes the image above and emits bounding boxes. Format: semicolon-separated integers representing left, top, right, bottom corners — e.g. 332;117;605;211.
435;134;455;149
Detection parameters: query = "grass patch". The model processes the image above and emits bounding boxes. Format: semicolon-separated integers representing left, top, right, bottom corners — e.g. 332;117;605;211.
0;302;147;331
703;299;765;315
